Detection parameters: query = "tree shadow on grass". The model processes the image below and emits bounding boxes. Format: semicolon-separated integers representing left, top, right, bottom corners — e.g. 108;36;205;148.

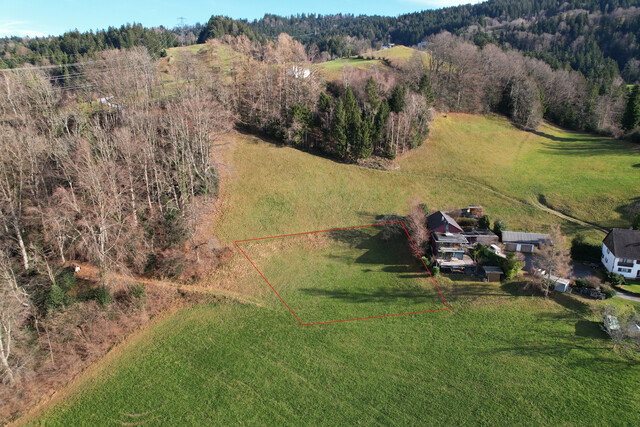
326;224;419;270
483;339;636;370
538;139;640;157
615;196;640;226
552;292;593;317
446;282;512;301
531;129;587;143
575;320;608;339
299;285;440;304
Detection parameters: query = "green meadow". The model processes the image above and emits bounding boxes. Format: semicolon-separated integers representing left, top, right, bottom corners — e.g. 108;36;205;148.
236;225;447;325
31;114;640;425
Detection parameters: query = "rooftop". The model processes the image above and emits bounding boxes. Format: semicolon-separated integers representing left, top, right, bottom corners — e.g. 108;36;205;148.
427;211;462;231
603;228;640;260
463;228;497;236
502;231;551;245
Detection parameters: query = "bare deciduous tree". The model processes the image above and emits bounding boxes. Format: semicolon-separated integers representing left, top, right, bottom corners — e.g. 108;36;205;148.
0;251;31;385
533;225;571;297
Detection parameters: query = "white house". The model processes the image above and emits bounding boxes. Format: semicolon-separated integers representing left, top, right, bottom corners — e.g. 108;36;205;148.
601;228;640;279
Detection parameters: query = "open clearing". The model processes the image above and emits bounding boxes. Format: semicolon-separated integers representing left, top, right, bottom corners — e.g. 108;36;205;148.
31;114;640;425
236;224;448;325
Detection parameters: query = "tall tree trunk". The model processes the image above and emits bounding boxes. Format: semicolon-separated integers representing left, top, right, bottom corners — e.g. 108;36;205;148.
0;323;15;385
12;217;29;271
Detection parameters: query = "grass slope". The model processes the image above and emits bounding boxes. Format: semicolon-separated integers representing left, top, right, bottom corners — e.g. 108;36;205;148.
317;57;387;80
402;114;639;231
32;114;640;425
237;225;447;324
317;46;428;81
35;288;640;425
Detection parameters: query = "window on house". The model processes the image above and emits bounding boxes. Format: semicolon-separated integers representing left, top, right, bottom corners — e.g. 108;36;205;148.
618;268;632;273
607;248;610;254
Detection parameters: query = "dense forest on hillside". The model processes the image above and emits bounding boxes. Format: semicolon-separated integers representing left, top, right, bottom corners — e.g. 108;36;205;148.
0;23;201;69
243;0;640;86
5;0;640;88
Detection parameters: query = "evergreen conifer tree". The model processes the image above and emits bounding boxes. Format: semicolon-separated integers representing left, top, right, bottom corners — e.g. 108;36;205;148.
622;85;640;131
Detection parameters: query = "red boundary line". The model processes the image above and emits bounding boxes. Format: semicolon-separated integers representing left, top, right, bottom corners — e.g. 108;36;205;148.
234;221;452;326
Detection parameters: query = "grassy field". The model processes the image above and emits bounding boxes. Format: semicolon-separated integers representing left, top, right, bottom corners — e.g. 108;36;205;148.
402;114;639;232
34;284;640;425
31;114;640;425
317;57;387;80
236;224;448;324
365;45;430;64
621;283;640;294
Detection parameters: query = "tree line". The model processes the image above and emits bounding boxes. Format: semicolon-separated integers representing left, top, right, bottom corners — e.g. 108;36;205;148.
0;47;232;402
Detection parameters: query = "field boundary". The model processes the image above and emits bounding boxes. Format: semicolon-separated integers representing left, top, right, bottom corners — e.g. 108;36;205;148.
234;221;451;326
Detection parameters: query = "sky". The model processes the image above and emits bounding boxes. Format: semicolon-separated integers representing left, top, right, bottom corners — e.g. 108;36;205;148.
0;0;484;38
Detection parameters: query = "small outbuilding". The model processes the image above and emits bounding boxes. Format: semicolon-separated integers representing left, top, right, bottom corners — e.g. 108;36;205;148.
481;265;504;282
553;279;571;293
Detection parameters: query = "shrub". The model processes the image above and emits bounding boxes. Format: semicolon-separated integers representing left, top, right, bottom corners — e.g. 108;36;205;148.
91;286;113;307
456;217;478;229
130;283;146;300
56;269;78;292
575;275;602;289
570;233;601;262
45;283;66;314
475;244;522;280
421;256;431;269
601;283;617;298
502;253;523;280
607;273;626;286
493;220;508;239
478;215;491;229
431;266;440;276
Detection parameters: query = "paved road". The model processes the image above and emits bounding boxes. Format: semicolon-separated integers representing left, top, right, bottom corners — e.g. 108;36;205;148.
613;289;640;302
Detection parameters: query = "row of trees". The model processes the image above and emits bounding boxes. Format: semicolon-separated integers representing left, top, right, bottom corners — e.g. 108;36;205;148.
0;24;185;69
421;32;627;134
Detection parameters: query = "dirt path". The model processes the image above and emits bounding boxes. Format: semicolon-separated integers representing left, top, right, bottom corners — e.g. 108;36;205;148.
73;262;265;307
529;197;607;234
392;168;606;235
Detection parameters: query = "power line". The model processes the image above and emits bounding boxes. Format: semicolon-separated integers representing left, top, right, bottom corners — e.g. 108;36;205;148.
0;60;107;72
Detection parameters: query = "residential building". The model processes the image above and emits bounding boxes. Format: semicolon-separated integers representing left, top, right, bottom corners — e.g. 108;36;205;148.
431;232;474;270
427;211;463;234
463;229;499;246
601;228;640;279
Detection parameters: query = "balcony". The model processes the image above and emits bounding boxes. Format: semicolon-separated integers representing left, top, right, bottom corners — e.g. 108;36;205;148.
617;261;634;268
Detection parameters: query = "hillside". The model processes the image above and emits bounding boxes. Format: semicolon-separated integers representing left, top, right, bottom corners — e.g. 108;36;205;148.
242;0;640;85
30;114;640;425
5;0;640;88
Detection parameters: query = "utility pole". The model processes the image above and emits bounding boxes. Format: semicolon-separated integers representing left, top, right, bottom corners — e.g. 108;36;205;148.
178;17;186;46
